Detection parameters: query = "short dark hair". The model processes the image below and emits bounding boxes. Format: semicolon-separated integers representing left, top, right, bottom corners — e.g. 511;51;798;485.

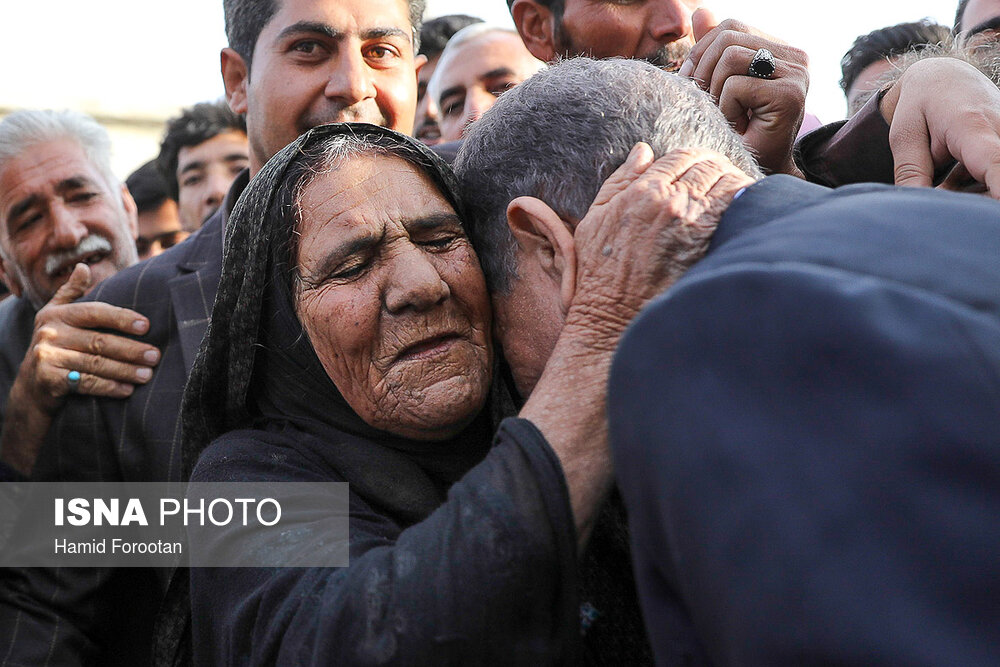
840;19;950;94
126;160;173;213
418;14;483;58
506;0;563;18
224;0;427;66
156;101;247;200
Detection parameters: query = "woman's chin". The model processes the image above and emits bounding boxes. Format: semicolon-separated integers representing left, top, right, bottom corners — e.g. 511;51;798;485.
370;370;493;442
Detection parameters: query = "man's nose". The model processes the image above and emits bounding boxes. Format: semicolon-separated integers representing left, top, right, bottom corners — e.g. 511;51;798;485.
459;91;494;138
324;49;377;107
49;201;88;249
203;168;230;214
385;244;450;313
648;0;694;44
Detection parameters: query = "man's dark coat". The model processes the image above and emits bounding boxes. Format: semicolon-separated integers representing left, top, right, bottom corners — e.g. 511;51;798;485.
610;175;1000;665
0;173;245;665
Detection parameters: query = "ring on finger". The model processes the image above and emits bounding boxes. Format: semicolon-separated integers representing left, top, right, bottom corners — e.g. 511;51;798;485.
67;370;81;393
748;48;776;79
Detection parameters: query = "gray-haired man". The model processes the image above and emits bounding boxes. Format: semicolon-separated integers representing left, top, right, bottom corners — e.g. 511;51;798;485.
455;57;1000;664
0;110;159;476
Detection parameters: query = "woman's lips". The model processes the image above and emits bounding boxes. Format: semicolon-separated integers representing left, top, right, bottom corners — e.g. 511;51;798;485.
395;333;463;362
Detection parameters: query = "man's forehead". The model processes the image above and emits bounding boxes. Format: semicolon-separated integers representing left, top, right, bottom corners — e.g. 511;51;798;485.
177;131;249;170
0;140;107;211
267;0;413;36
437;33;531;87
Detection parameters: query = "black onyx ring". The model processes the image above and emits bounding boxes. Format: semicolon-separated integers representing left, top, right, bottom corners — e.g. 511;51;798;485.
748;48;776;79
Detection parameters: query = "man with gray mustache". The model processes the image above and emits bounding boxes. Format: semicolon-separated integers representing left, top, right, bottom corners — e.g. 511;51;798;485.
0;110;158;479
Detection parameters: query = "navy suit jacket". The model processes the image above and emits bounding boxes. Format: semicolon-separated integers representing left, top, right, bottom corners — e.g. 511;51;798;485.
609;175;1000;665
0;172;245;666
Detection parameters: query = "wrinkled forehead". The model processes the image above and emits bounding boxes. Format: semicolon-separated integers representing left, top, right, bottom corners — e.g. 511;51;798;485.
295;153;454;234
0;139;112;220
265;0;414;41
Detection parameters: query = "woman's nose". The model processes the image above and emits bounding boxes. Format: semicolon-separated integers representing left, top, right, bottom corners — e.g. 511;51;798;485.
384;244;450;313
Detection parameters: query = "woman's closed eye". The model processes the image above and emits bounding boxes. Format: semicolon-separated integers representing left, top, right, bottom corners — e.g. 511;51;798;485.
417;233;461;250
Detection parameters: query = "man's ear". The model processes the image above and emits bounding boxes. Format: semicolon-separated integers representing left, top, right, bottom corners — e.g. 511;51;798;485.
120;183;139;239
414;53;428;80
221;48;250;115
0;257;23;299
506;196;576;311
510;0;559;63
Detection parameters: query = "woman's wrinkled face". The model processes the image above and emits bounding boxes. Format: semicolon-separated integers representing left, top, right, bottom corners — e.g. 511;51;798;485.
294;154;493;440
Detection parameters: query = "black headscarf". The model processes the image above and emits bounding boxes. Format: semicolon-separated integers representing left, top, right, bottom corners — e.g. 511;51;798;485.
180;122;502;519
157;125;510;666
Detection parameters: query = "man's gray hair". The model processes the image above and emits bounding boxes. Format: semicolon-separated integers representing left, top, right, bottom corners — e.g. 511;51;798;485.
0;109;118;193
454;57;762;294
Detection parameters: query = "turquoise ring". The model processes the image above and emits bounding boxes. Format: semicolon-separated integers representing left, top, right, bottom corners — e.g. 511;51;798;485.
67;370;81;392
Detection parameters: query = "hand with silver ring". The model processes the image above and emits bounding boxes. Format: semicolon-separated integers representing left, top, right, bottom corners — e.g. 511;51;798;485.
748;48;776;78
677;10;809;176
67;370;81;393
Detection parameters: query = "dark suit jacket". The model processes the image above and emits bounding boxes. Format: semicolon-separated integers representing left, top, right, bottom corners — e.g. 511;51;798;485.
0;172;246;666
610;175;1000;665
0;295;36;441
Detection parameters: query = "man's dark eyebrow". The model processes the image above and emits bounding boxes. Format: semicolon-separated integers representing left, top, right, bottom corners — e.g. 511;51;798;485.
361;27;409;42
439;68;518;106
179;160;206;175
276;21;343;42
181;153;249;175
967;15;1000;36
7;194;41;224
480;67;517;81
438;84;465;106
55;176;95;192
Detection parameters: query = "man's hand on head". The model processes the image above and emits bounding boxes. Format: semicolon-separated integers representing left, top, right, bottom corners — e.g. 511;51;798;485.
519;144;752;547
566;143;753;349
679;9;808;177
879;57;1000;198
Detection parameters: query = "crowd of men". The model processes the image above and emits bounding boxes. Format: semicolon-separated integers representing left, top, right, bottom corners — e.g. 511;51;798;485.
0;0;999;664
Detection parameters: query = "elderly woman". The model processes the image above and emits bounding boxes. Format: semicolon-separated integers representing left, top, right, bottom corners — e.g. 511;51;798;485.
177;123;651;665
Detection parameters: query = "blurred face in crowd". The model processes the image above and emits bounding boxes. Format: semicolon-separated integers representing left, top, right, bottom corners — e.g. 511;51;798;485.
0;139;138;308
415;54;443;145
136;198;186;260
222;0;422;173
294;154;493;440
430;31;545;142
845;58;896;116
511;0;699;68
175;130;249;230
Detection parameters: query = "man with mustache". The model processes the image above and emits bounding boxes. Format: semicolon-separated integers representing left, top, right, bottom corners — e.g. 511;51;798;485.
0;110;158;478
